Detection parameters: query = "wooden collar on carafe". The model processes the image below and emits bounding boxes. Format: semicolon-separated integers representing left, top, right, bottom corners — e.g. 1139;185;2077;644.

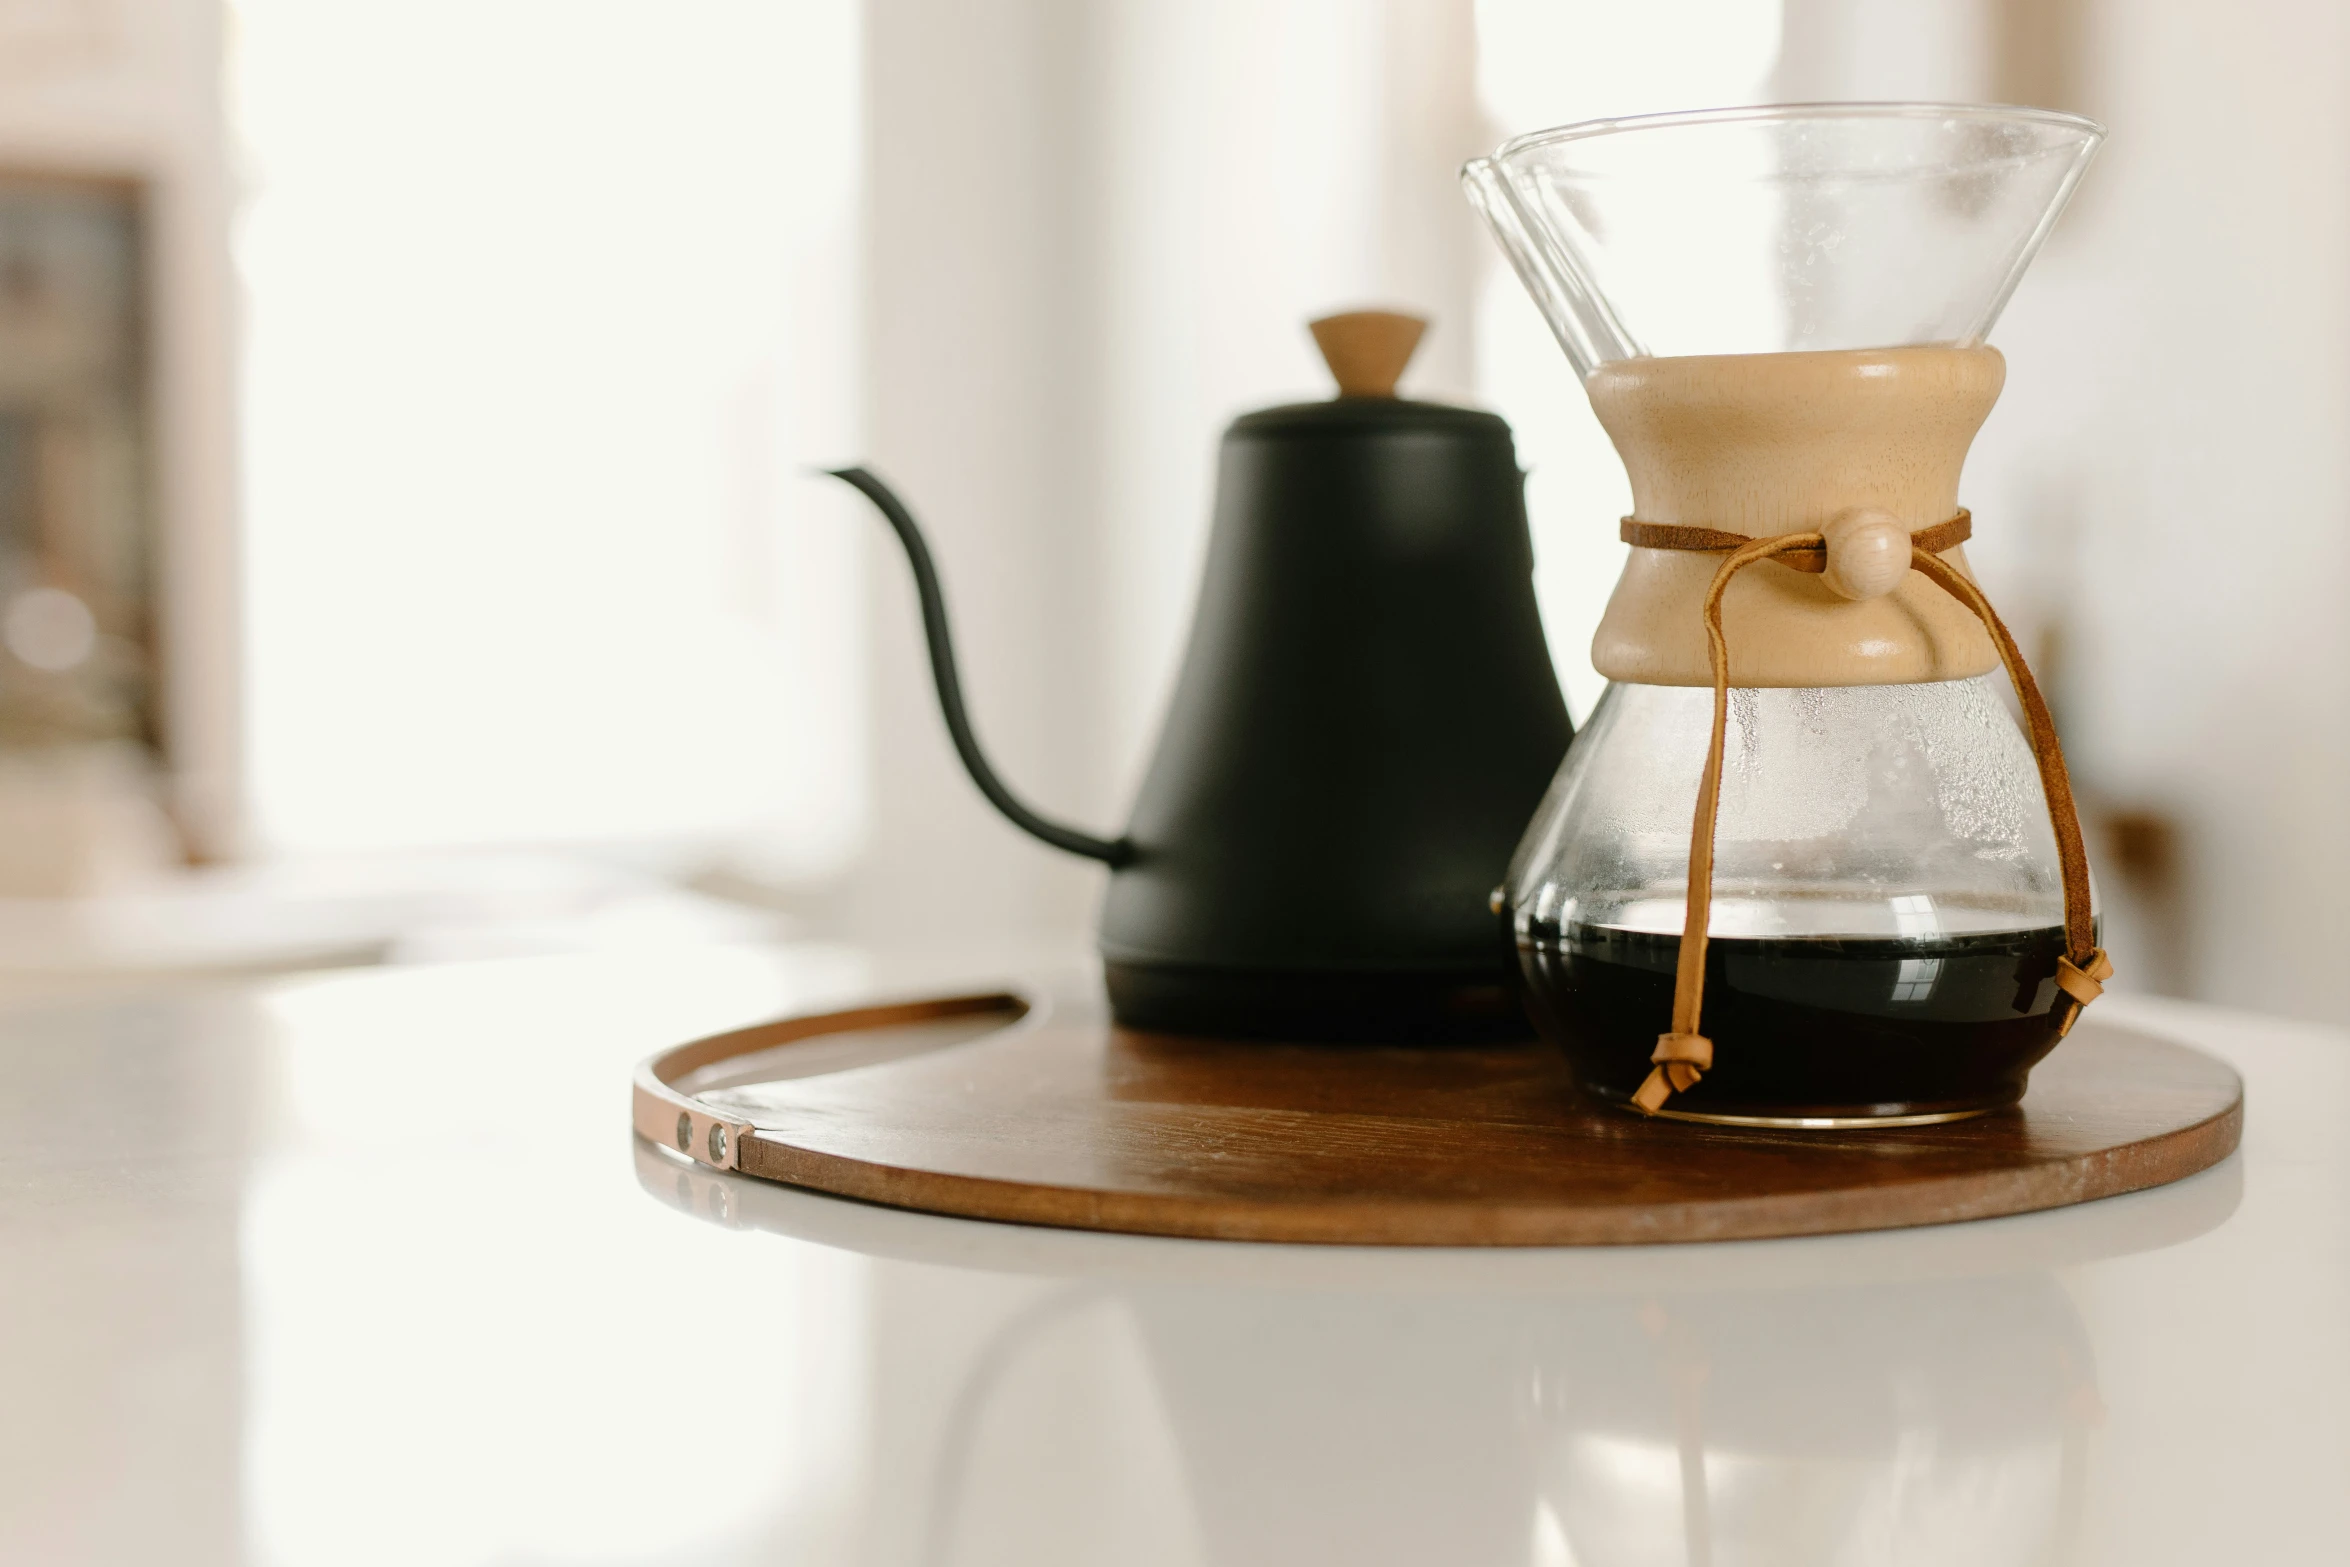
1623;507;2113;1117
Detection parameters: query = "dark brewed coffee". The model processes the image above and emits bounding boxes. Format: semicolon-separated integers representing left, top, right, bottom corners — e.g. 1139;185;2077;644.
1517;922;2074;1121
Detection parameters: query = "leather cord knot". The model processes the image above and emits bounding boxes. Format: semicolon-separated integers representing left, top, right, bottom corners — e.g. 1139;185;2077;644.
1634;1032;1714;1111
1624;511;2109;1115
2054;948;2115;1037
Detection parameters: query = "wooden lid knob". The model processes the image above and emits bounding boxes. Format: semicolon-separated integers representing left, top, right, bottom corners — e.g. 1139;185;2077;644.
1308;310;1427;398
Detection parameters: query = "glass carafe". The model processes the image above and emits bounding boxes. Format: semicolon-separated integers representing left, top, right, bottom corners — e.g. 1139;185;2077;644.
1465;105;2105;1126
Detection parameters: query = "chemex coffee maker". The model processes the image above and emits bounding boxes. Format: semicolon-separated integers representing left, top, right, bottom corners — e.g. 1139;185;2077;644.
829;311;1571;1041
1466;103;2113;1125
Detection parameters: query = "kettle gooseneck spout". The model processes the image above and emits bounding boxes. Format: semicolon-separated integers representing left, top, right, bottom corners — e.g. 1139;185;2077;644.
823;467;1135;867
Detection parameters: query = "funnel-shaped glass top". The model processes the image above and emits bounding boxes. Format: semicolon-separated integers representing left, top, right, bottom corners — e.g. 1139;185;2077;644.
1465;103;2102;376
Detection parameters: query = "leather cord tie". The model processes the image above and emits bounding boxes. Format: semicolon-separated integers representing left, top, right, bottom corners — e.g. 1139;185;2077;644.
1618;509;2112;1115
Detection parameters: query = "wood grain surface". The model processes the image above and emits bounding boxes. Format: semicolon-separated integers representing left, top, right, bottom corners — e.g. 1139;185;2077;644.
643;982;2243;1247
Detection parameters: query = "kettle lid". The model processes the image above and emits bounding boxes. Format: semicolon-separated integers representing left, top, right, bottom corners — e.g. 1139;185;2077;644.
1230;309;1512;438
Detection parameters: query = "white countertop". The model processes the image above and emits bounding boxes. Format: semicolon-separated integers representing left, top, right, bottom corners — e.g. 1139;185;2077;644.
2;944;2342;1565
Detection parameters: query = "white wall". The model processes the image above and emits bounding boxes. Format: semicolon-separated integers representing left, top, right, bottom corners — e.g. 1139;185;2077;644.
233;0;867;871
843;0;1108;953
840;0;1484;955
1768;0;2350;1022
1980;0;2350;1022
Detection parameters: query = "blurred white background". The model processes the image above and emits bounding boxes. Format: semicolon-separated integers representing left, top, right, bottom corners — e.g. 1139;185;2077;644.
0;0;2336;1023
236;0;866;873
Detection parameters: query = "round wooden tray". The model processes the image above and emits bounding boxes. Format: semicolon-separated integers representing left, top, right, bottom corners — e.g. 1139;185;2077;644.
631;980;2243;1247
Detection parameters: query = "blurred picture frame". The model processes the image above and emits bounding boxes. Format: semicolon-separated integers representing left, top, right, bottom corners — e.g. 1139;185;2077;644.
0;169;157;761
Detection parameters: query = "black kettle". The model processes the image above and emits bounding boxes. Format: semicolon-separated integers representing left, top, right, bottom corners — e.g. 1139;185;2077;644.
831;311;1570;1040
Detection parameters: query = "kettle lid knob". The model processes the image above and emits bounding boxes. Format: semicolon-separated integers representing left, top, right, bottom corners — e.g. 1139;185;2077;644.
1308;310;1427;399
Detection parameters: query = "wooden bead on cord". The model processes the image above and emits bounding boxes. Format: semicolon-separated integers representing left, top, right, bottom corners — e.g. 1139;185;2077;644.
1818;508;1915;601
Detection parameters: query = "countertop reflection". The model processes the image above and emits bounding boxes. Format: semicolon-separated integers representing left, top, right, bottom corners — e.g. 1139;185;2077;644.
642;1136;2223;1567
0;945;2340;1565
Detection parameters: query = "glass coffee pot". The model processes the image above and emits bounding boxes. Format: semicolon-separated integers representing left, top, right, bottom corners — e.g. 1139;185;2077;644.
1466;105;2112;1126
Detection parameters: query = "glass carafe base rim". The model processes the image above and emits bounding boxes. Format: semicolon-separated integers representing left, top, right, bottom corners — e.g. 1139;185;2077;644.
1585;1091;2012;1129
